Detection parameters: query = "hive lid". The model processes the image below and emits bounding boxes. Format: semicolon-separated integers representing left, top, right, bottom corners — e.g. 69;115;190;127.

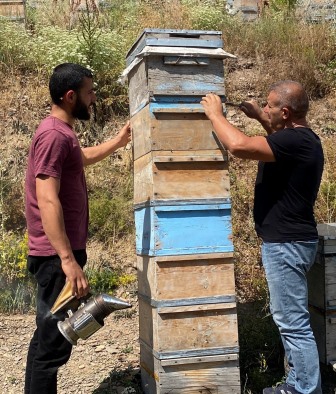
119;45;236;84
126;28;224;66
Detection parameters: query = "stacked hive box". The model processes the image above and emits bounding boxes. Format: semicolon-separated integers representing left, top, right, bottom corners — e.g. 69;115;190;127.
307;223;336;369
0;0;26;22
124;29;241;393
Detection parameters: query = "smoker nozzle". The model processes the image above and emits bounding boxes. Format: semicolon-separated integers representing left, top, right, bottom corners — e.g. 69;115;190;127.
57;294;131;345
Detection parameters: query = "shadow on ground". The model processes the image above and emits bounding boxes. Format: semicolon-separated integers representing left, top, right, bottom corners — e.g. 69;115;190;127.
238;301;336;394
92;366;143;394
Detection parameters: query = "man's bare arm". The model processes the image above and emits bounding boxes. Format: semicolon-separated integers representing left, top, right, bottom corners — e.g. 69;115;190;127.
201;94;275;162
81;121;131;166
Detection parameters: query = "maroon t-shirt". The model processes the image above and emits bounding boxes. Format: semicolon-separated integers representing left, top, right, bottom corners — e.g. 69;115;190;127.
25;116;88;256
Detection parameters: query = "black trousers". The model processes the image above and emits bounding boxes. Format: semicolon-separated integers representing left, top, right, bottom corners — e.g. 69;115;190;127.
24;250;87;394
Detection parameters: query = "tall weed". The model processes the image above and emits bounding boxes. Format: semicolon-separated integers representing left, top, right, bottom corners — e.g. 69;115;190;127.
223;15;336;97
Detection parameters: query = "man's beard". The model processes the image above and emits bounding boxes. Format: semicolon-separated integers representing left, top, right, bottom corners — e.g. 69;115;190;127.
72;97;91;121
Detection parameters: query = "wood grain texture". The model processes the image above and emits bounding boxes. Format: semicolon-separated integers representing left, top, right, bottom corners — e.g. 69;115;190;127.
137;253;235;301
134;150;229;204
128;55;225;116
140;347;240;394
131;104;226;160
139;298;238;353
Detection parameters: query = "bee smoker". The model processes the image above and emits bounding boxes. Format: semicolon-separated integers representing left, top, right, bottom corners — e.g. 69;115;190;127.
51;281;132;346
57;293;131;345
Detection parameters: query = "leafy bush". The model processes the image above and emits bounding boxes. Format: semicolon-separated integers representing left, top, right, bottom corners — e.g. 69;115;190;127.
0;231;29;283
89;192;133;243
182;0;229;30
0;231;36;313
86;267;136;293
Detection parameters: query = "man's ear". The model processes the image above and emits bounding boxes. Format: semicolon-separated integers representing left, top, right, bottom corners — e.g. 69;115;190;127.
63;90;76;104
282;107;290;120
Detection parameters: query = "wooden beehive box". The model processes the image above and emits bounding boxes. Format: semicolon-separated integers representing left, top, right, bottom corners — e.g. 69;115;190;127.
307;223;336;365
308;252;336;311
139;298;238;355
137;252;235;303
134;150;229;205
0;0;25;21
131;101;227;160
140;348;241;394
308;223;336;310
134;199;233;256
123;28;235;116
309;306;336;365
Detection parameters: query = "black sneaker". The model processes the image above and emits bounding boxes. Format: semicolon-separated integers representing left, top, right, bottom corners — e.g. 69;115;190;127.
274;383;301;394
263;387;275;394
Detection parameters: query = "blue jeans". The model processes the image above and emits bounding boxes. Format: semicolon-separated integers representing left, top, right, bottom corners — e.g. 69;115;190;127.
262;241;321;394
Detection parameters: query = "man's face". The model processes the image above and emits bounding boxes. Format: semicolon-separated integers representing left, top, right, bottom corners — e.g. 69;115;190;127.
263;91;287;131
72;77;96;121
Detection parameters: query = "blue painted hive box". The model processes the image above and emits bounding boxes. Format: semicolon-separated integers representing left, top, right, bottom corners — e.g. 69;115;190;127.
134;199;233;256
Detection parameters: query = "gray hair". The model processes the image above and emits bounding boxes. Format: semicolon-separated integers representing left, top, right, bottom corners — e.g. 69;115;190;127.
269;80;309;118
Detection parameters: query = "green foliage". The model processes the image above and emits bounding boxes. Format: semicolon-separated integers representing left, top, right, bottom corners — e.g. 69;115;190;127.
270;0;298;12
238;302;285;393
89;191;133;243
182;0;229;30
222;14;336;97
0;232;36;313
0;20;31;69
0;282;36;314
86;267;136;293
0;231;29;282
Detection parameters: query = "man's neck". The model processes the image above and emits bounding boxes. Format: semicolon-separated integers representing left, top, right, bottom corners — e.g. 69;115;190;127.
284;118;309;129
50;105;75;127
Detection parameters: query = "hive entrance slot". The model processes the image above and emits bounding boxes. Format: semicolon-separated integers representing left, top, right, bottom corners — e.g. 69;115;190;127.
168;33;201;38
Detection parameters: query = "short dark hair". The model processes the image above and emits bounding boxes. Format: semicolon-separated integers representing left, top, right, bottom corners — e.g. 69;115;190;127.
49;63;93;105
269;80;309;118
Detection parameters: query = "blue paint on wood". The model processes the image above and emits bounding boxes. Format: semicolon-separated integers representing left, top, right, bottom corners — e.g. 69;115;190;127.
135;201;233;256
139;294;236;308
132;96;227;118
151;95;227;104
154;80;224;93
126;29;223;66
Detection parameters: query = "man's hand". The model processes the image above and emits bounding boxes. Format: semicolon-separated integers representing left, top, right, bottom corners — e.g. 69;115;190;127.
61;257;90;298
200;93;224;121
115;120;131;149
240;100;274;135
239;100;264;120
81;120;132;166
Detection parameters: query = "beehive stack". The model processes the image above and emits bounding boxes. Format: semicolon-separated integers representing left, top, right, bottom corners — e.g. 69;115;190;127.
124;28;241;393
307;223;336;369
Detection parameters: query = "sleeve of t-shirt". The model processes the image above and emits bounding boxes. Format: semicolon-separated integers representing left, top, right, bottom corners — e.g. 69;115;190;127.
266;129;302;162
33;129;71;179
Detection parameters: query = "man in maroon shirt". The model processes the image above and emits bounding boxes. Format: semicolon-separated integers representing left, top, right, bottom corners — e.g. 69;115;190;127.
24;63;131;394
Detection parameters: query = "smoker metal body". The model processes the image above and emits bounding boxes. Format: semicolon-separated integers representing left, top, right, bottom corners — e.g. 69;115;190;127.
58;294;131;345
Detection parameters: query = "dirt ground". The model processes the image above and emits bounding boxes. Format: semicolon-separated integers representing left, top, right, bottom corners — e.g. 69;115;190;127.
0;291;142;394
1;305;336;394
